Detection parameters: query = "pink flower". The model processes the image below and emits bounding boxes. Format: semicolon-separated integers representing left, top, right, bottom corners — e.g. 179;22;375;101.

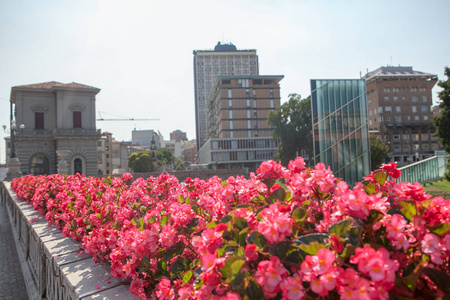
201;252;217;272
254;256;288;298
280;274;304;300
155;278;175;300
244;244;259;261
421;233;439;254
381;162;401;179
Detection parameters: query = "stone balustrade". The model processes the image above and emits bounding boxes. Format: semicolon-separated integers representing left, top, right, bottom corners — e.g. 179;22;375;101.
0;181;134;300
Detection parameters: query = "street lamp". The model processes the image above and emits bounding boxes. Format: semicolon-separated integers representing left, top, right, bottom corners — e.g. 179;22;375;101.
4;101;24;180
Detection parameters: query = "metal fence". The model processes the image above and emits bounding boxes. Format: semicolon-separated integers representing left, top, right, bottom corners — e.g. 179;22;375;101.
397;155;448;183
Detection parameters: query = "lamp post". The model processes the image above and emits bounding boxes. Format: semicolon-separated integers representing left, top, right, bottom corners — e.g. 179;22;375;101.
5;101;24;180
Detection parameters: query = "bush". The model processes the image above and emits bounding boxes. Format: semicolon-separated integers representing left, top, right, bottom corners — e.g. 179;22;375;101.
11;157;450;299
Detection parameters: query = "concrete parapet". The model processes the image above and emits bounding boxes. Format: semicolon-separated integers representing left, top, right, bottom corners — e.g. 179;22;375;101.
0;181;134;300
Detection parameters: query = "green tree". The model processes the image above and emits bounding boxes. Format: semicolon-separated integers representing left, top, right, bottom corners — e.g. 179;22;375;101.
173;156;185;170
267;93;313;166
369;134;390;170
128;151;155;173
433;66;450;179
156;147;174;166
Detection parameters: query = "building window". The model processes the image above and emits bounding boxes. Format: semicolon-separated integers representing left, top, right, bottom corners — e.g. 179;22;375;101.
228;89;232;98
393;97;398;102
35;112;44;129
385;106;392;113
412;106;417;113
384;87;390;93
73;111;82;128
373;108;377;115
412;96;418;103
422;96;427;103
393;135;400;142
402;134;409;141
378;117;383;122
414;116;420;121
424;116;429;121
270;89;273;98
386;116;391;123
378;107;382;114
395;116;402;123
393;87;399;92
30;154;49;175
384;97;389;102
396;106;401;113
421;106;428;113
74;158;83;174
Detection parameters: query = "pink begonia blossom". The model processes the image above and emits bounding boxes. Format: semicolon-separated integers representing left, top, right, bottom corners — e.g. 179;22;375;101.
257;202;293;243
244;244;258;261
256;160;289;180
254;256;288;298
421;233;440;254
155;278;175;300
381;162;401;179
311;163;336;193
280;273;304;300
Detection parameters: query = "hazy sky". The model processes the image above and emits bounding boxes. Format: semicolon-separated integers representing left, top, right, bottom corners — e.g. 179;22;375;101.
1;0;449;163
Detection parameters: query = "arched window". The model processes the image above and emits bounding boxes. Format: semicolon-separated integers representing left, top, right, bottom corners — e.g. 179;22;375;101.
74;158;83;174
30;155;49;175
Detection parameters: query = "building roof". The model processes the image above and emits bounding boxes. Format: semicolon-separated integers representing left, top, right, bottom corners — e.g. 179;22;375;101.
193;42;256;54
364;66;437;81
13;81;100;90
11;81;100;101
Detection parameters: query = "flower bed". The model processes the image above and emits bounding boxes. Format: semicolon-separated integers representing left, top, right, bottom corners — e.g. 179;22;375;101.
11;158;450;299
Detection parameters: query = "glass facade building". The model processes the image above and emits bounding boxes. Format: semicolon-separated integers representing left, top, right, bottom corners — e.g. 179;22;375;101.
310;79;370;184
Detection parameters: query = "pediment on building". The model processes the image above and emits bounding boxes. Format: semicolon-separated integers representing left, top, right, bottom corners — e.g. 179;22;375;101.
31;104;49;112
69;104;86;111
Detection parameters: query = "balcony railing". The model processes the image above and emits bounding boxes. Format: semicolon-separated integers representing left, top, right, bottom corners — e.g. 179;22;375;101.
53;128;101;136
15;129;52;137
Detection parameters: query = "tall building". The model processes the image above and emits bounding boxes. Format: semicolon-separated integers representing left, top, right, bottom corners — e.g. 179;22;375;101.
364;66;440;164
311;79;371;184
170;130;187;142
193;42;259;150
198;75;283;171
6;81;101;176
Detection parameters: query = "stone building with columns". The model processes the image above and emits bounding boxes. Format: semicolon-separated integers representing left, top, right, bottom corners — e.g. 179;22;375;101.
7;81;101;176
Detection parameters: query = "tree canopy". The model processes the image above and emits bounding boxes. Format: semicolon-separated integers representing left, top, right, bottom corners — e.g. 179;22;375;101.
433;67;450;153
128;151;155;173
369;134;390;170
267;93;313;166
156;147;174;166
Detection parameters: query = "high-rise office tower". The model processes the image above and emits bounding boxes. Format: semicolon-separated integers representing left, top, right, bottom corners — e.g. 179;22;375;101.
364;66;440;164
193;42;259;150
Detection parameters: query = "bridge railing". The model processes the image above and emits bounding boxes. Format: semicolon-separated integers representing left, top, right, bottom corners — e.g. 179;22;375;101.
397;155;448;184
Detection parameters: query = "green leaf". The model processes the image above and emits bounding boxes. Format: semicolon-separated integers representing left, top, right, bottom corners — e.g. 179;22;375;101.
363;181;377;195
170;257;191;279
157;260;167;272
298;241;327;255
422;267;450;293
141;256;150;267
373;170;388;186
293;233;329;245
234;217;249;231
239;228;249;246
182;270;193;283
339;244;356;261
427;223;450;235
328;220;353;238
220;215;233;224
397;200;418;221
228;259;246;283
206;221;217;229
187;218;199;228
270;241;293;260
139;218;145;229
244;277;264;300
348;226;361;247
160;214;169;226
268;188;287;204
220;257;243;278
163;241;185;261
246;231;267;248
402;261;426;292
366;209;384;224
131;218;138;227
292;207;308;221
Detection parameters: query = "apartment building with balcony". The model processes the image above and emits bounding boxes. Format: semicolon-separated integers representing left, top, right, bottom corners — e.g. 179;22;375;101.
194;42;259;150
7;81;101;176
364;66;441;164
198;75;283;171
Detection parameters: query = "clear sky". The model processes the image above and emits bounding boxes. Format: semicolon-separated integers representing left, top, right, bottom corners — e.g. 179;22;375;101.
1;0;449;163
